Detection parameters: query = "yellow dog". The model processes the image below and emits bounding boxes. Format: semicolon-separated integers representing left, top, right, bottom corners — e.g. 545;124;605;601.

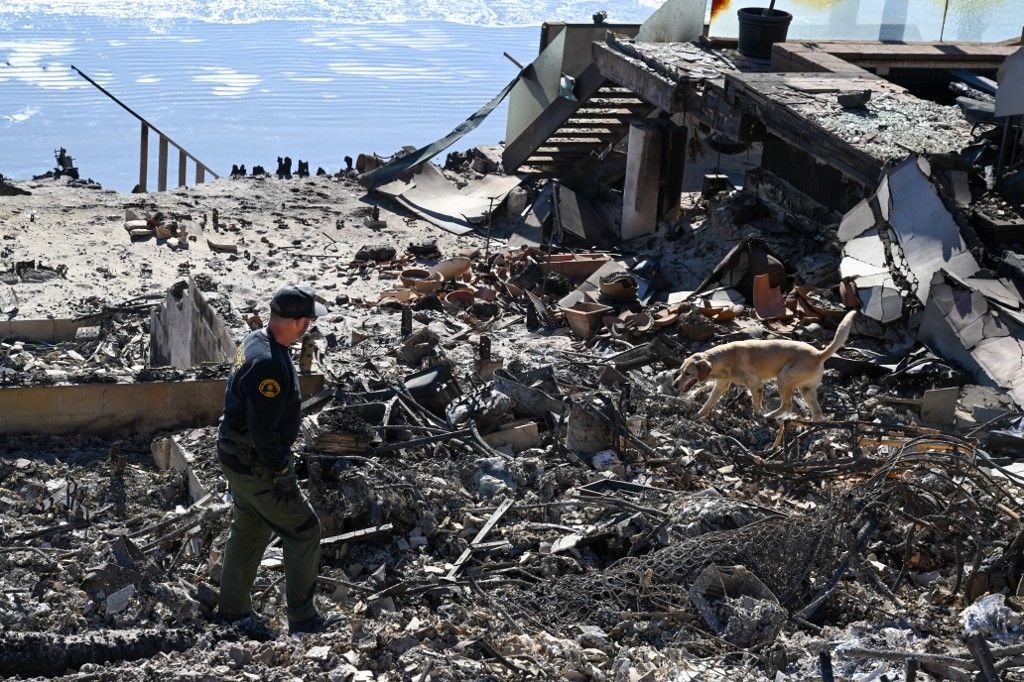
675;311;857;421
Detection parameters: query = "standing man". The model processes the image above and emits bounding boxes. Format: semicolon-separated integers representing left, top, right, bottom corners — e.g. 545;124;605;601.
216;283;335;635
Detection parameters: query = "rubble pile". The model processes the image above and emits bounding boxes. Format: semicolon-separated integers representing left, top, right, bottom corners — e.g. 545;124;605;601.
3;29;1024;680
6;174;1024;678
0;309;154;386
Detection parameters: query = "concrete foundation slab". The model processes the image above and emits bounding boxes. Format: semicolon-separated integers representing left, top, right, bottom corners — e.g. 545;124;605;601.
0;374;324;436
0;316;103;343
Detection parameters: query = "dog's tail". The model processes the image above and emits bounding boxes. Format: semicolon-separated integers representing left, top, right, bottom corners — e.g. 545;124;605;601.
818;310;857;360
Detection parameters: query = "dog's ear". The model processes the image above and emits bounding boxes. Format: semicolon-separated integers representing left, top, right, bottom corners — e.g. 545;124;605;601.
696;358;712;381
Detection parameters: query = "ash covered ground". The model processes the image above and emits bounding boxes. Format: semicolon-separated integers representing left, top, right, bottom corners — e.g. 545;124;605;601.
2;166;1024;681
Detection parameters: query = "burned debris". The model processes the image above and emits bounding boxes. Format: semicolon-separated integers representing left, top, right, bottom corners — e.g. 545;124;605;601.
3;3;1024;681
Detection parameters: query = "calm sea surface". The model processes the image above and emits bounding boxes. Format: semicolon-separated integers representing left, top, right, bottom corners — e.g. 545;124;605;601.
0;1;659;190
1;1;1020;191
0;19;546;190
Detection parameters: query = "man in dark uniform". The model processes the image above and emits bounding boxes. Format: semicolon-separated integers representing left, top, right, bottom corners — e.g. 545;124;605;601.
216;283;335;634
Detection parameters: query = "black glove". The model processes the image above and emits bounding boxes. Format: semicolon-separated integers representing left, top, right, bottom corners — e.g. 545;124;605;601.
272;471;300;506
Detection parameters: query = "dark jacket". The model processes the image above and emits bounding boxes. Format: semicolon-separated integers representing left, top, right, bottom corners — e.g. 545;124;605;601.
218;327;301;474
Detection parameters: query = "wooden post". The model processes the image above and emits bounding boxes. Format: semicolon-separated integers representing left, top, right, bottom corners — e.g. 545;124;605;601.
621;120;664;241
70;65;221;186
178;149;187;188
138;123;149;192
195;165;205;185
658;125;688;222
157;135;169;192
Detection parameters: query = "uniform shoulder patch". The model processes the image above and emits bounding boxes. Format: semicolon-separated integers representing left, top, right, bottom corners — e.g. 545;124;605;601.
258;378;282;398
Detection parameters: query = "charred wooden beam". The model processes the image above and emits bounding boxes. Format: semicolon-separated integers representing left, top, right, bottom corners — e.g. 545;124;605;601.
553;127;618;137
0;629;195;678
444;498;514;582
568;109;642;119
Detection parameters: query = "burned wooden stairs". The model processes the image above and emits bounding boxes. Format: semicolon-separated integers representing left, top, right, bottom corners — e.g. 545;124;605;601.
502;63;656;178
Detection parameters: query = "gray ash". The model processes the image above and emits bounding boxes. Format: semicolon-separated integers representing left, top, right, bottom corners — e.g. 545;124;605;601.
318;408;373;436
975;192;1024;221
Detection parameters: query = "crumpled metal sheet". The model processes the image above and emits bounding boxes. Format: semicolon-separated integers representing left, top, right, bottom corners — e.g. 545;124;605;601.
360;71;521;190
918;270;1024;408
376;162;524;235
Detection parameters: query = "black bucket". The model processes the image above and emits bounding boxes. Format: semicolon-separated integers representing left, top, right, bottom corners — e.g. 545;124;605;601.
737;7;793;59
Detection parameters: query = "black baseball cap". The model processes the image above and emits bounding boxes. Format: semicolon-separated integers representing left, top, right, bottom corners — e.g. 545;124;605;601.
270;283;328;319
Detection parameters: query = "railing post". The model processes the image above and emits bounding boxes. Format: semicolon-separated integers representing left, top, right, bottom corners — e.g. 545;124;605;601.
178;149;187;188
138;123;149;192
71;65;220;190
158;135;169;192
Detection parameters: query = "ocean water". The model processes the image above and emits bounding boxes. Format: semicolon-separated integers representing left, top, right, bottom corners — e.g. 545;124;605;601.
2;1;1021;191
0;1;659;191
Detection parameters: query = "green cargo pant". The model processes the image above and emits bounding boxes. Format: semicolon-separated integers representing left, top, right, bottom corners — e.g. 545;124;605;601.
218;462;321;624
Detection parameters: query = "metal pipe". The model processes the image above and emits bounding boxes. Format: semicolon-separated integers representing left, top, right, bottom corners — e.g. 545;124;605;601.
502;51;524;69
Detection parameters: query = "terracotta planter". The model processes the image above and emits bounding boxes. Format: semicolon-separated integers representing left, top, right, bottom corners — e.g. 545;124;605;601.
653;306;682;327
541;253;611;282
599;272;639;302
441;289;475;308
399;268;431;289
561;301;613;338
412;272;443;294
429;256;472;281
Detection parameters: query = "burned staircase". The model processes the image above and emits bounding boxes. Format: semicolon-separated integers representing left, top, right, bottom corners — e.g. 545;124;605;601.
502;63;655;178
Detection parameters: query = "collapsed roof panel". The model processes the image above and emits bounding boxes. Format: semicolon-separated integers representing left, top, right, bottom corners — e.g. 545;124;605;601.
919;271;1024;408
376;163;524;235
836;145;1024;405
883;156;979;304
727;73;974;189
839;156;980;323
